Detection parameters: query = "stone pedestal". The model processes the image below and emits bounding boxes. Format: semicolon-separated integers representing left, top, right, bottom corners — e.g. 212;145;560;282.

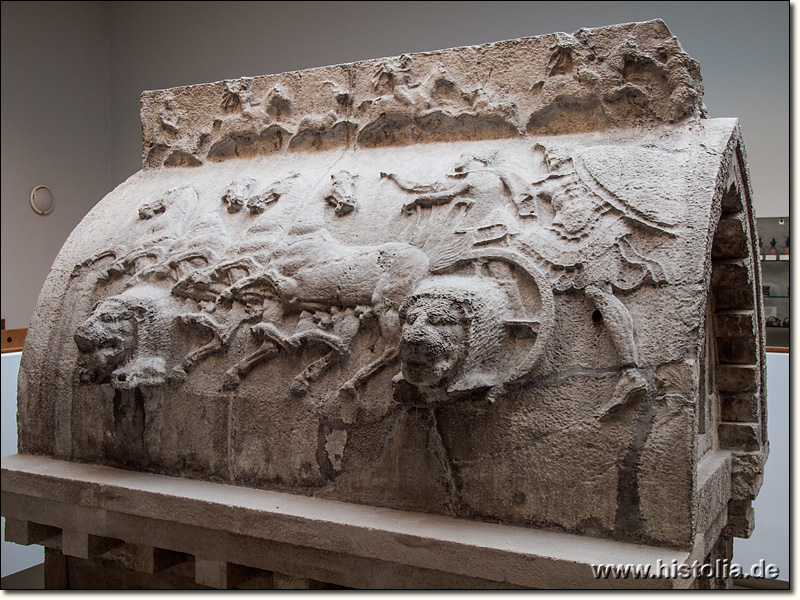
4;454;732;588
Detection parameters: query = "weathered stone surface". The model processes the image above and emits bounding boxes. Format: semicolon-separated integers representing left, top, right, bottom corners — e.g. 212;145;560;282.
710;263;754;310
654;361;699;396
711;215;750;259
718;421;760;451
1;454;697;589
716;364;759;392
694;450;731;539
63;531;123;560
273;573;327;590
20;122;748;547
698;506;728;561
63;554;207;590
115;544;187;575
139;20;705;170
714;313;758;364
723;510;755;539
9;20;767;588
195;558;248;589
44;548;69;589
723;498;755;539
730;448;768;500
720;392;759;422
4;519;61;548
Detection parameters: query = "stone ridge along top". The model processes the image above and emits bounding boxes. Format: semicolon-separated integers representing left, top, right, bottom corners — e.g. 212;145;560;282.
140;19;706;169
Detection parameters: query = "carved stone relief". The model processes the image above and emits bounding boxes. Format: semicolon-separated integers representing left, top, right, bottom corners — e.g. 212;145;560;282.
140;20;705;169
18;21;766;558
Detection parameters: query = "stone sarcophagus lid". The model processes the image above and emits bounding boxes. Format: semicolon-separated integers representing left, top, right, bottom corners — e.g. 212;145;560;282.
3;20;767;589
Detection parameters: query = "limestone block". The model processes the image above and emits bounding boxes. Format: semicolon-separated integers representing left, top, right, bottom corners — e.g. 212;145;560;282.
63;530;123;560
727;498;752;517
4;519;61;548
637;394;694;545
103;543;189;575
56;553;206;589
711;215;749;260
724;499;755;539
138;19;705;169
710;263;753;311
730;449;768;500
195;558;270;589
654;361;699;396
700;507;728;560
723;510;755;539
694;452;731;539
718;422;760;451
195;558;231;589
716;365;759;393
273;573;326;589
1;454;700;589
720;392;759;422
44;548;69;589
715;313;758;365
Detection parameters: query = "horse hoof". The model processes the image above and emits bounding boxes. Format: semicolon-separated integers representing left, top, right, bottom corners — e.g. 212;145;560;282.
290;377;309;396
221;371;241;390
338;381;357;398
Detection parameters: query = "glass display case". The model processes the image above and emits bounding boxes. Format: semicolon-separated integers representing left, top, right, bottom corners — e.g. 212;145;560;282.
756;216;789;350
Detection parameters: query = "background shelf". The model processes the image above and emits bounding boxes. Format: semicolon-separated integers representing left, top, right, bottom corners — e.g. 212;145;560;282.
756;216;789;350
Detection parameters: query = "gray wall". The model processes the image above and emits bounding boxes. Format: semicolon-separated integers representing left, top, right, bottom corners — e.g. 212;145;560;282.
1;1;789;328
1;2;111;329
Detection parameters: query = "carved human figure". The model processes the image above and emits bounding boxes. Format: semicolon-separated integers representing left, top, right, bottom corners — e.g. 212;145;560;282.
397;276;509;400
382;153;533;270
383;153;505;222
521;145;682;416
371;54;414;105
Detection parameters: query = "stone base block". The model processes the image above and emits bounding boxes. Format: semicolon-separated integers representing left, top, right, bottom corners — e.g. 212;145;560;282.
1;453;704;589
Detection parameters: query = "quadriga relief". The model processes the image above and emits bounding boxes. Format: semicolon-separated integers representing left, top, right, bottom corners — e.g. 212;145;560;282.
63;134;698;542
69;141;677;401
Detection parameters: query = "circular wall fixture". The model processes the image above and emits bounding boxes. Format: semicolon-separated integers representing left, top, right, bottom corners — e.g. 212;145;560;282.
30;185;55;215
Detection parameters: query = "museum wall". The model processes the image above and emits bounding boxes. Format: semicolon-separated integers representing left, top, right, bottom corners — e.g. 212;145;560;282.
1;1;789;330
1;2;112;329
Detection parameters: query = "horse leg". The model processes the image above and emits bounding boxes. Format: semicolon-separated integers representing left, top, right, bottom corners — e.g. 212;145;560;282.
339;346;400;395
290;350;341;395
170;313;230;383
222;341;279;390
170;336;223;383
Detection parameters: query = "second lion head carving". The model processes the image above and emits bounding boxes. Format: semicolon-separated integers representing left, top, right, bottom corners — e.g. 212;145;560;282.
398;276;510;400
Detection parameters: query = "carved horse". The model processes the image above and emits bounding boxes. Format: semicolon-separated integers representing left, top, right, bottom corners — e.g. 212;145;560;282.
222;226;430;393
220;171;431;393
